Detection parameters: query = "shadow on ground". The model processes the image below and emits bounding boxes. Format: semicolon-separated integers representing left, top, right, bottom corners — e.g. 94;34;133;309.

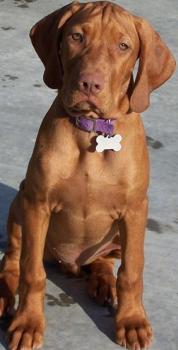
0;183;17;250
0;264;116;349
0;316;12;349
0;184;17;348
46;264;116;342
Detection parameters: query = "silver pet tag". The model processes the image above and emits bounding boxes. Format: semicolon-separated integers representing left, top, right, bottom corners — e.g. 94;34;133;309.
96;134;122;152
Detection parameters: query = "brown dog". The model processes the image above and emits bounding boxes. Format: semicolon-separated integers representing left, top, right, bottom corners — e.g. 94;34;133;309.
0;1;176;349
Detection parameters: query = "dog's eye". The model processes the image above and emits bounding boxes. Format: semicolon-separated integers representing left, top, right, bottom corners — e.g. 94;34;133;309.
119;42;129;51
71;33;83;42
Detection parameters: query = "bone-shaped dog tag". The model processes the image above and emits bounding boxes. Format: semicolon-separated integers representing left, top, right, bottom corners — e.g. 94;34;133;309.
96;134;122;152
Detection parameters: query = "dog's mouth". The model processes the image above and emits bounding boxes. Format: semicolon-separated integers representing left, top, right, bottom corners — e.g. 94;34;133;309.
61;92;109;119
69;101;105;118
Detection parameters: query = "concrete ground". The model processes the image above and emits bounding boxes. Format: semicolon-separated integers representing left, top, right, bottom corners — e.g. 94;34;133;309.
0;0;178;349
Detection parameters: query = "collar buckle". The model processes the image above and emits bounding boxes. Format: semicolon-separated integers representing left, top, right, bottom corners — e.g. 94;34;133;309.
76;117;80;127
93;119;97;132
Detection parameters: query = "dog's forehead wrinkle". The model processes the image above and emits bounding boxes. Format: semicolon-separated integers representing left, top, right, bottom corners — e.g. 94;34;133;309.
101;2;112;26
68;1;115;26
76;8;106;26
113;12;135;33
66;3;137;44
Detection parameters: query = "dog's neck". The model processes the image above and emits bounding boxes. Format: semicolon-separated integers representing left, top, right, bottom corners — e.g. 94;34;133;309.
52;96;136;153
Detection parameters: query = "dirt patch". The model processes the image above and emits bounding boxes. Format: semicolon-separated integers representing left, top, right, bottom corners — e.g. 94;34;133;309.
146;136;164;149
4;75;18;81
33;83;42;87
147;218;162;233
1;26;15;31
46;292;76;307
14;0;38;8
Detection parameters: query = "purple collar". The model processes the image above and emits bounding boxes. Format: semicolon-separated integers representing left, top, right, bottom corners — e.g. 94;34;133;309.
70;116;115;136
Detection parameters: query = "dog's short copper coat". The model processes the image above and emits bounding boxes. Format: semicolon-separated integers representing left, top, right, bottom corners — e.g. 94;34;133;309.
0;2;176;349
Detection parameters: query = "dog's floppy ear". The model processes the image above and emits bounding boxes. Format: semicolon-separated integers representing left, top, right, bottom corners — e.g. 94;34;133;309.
130;18;176;113
30;2;81;89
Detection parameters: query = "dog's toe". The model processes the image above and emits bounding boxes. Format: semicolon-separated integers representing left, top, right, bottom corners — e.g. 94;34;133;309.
87;272;116;306
8;311;45;350
115;315;153;350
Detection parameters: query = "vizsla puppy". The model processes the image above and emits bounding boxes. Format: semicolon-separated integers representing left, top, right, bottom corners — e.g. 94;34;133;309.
0;1;176;349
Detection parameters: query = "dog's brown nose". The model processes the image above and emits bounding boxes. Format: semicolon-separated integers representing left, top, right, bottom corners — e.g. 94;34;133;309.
79;73;104;95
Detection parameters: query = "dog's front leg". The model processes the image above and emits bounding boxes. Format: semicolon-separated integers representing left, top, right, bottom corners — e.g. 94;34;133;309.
8;195;50;350
115;198;153;350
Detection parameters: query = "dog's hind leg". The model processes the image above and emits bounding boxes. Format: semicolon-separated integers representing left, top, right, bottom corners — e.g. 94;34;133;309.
87;256;117;306
0;190;22;317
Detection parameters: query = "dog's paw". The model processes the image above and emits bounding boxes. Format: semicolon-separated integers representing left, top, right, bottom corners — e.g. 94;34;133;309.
115;314;153;350
7;311;45;350
87;272;117;306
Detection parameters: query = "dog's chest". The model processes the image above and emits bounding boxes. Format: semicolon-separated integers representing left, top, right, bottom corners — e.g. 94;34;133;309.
48;154;124;267
57;151;128;216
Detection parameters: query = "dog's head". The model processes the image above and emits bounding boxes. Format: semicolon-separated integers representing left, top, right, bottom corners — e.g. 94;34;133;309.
30;1;176;118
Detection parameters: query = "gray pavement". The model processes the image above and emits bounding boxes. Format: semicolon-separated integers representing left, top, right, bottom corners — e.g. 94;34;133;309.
0;0;178;349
